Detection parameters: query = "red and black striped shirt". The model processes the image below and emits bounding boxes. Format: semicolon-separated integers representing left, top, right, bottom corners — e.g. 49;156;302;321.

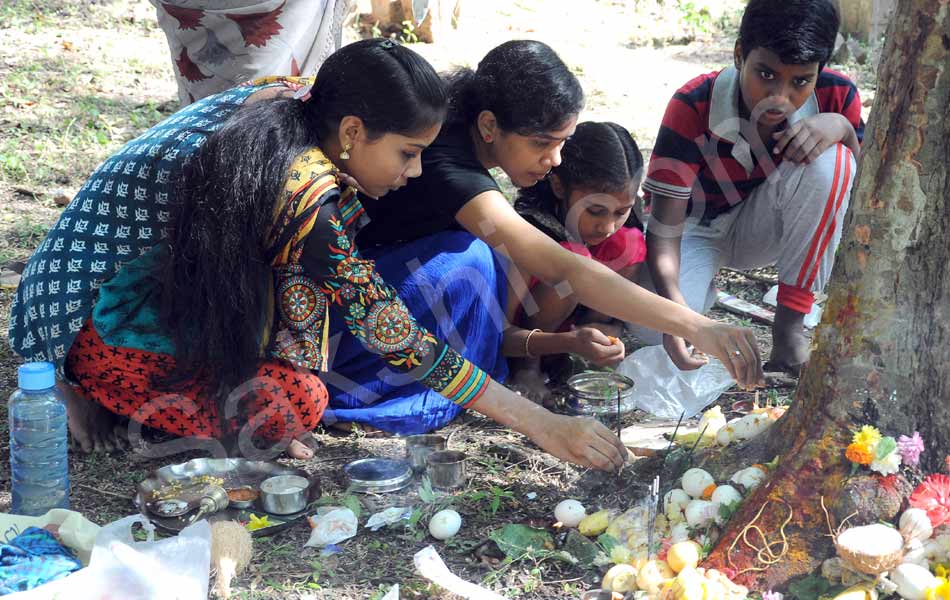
643;66;864;224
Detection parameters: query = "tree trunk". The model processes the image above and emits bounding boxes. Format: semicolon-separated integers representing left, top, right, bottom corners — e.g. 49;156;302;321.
702;0;950;590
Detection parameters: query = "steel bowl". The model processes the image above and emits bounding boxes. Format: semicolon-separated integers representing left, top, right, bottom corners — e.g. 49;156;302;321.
405;434;447;472
259;475;309;515
226;485;260;510
426;450;467;491
564;371;636;416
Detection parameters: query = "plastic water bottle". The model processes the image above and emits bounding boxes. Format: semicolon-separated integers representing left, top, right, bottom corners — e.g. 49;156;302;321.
9;362;70;515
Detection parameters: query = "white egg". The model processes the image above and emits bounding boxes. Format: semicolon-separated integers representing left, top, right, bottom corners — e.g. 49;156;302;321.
664;488;691;516
684;499;716;528
428;509;462;540
554;499;587;527
681;468;715;498
711;484;743;507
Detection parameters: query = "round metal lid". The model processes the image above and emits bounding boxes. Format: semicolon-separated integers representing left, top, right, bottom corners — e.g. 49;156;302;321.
344;458;413;494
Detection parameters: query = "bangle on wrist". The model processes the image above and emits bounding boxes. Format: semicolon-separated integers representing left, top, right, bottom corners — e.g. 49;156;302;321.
524;328;541;358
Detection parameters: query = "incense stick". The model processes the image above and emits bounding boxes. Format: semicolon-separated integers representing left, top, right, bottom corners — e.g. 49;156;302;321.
665;410;687;454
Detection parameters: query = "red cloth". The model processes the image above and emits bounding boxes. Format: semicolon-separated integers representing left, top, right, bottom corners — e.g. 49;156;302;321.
65;320;327;443
529;226;646;288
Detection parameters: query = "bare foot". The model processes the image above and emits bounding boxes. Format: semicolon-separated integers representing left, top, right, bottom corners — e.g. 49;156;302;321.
287;432;316;460
508;364;552;406
59;382;123;453
766;305;809;376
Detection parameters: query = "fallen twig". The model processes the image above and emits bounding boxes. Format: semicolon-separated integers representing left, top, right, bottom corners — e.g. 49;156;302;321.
77;482;133;501
721;267;778;285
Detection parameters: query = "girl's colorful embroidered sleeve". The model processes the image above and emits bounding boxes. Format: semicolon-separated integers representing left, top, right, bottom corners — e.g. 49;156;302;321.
299;202;490;409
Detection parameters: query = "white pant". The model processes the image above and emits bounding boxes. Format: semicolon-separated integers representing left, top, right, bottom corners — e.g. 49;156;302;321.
630;143;857;344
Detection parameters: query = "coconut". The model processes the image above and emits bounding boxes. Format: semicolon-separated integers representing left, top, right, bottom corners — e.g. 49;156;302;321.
835;523;905;575
211;521;253;600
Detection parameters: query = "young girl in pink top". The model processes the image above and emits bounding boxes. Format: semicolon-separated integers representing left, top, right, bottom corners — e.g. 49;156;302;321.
505;121;646;399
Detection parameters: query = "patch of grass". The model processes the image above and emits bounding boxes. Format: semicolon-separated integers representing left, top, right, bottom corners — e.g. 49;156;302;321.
8;218;49;250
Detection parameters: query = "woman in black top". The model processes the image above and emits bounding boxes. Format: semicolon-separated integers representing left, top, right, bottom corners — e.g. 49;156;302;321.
327;41;763;434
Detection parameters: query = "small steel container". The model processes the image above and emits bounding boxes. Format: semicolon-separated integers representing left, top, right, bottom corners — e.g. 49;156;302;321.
226;486;259;510
344;458;413;494
405;434;447;472
426;450;467;490
259;475;309;515
564;371;636;417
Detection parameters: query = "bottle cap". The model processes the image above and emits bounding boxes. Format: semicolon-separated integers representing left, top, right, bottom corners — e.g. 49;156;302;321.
18;362;56;391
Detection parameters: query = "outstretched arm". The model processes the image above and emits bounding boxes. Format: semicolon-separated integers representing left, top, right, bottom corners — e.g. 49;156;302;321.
456;191;763;386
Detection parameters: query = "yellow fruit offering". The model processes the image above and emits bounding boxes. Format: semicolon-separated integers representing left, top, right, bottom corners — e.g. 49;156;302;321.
638;559;675;595
669;566;704;600
579;509;611;537
666;541;702;573
602;563;639;593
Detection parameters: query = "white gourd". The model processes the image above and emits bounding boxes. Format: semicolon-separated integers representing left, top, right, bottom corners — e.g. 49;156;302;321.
899;508;934;545
890;563;938;600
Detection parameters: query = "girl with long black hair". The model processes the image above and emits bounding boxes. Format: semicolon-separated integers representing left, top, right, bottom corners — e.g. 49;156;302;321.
504;121;646;398
10;39;627;471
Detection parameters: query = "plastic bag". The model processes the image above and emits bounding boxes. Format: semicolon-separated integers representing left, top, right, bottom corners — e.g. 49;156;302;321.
0;509;100;565
305;508;358;548
365;507;412;532
617;345;735;419
9;515;211;600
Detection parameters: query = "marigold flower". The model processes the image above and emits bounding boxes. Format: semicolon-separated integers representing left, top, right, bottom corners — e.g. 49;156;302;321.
846;442;873;465
926;580;950;600
853;425;882;449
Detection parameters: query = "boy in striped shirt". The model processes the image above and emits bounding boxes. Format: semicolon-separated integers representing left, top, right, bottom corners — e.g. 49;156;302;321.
640;0;863;375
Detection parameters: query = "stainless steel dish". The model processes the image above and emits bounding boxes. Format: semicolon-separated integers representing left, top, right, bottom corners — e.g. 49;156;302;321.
344;458;413;494
259;475;310;515
136;458;318;536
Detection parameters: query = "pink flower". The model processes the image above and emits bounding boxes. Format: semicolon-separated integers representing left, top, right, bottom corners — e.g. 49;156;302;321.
898;432;925;466
910;474;950;528
763;591;784;600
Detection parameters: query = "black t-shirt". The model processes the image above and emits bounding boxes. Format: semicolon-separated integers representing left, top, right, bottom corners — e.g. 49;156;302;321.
356;123;501;248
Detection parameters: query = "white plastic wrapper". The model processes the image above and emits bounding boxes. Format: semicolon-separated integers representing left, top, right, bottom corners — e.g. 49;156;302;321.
305;508;358;548
617;345;735;419
365;507;412;532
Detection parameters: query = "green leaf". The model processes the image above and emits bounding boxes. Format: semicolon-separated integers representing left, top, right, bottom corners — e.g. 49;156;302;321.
341;495;362;519
597;533;620;553
562;530;602;567
419;477;437;504
407;507;424;528
718;499;742;524
787;573;845;600
489;524;554;559
876;436;897;461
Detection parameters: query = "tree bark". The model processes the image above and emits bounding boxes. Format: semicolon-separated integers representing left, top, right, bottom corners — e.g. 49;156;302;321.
702;0;950;590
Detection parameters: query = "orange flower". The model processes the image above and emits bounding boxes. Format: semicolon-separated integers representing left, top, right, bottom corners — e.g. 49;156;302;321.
846;442;873;465
702;484;717;500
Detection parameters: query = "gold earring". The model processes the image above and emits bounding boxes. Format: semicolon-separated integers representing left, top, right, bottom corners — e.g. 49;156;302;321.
340;144;351;160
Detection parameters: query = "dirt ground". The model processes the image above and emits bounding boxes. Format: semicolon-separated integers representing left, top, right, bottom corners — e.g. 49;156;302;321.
0;1;877;598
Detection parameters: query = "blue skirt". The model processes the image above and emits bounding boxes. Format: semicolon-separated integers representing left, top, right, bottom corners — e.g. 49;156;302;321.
323;231;509;434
